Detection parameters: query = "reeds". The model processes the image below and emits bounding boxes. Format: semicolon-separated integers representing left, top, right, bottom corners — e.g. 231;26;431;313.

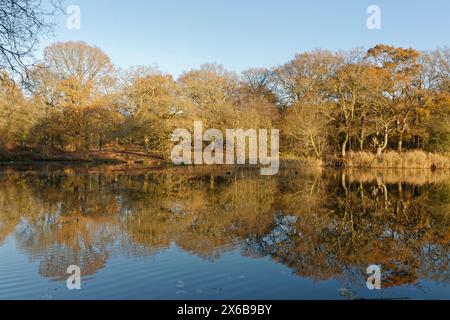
345;151;450;169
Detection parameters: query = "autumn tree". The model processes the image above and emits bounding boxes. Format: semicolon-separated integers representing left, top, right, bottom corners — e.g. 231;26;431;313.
281;102;330;158
119;67;192;153
419;48;450;152
0;72;45;149
274;50;342;106
240;68;278;106
30;41;117;151
367;45;425;152
275;50;342;157
326;50;374;157
178;63;239;129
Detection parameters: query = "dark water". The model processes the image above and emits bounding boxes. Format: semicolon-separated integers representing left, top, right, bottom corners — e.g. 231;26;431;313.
0;164;448;300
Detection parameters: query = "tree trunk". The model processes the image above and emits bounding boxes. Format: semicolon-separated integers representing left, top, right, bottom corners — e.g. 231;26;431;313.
83;125;90;150
376;147;382;156
376;130;389;156
359;119;365;151
308;130;321;159
397;133;403;152
98;133;103;151
341;133;349;158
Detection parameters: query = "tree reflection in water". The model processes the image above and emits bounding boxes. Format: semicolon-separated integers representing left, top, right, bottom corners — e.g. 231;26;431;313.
0;165;448;288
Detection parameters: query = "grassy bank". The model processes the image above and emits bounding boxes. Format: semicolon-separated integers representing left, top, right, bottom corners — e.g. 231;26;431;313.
2;148;450;170
281;151;450;170
343;151;450;169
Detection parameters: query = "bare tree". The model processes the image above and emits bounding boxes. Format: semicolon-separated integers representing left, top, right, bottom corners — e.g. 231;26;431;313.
0;0;62;82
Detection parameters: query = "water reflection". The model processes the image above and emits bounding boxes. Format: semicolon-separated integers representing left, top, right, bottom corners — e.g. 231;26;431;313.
0;164;448;298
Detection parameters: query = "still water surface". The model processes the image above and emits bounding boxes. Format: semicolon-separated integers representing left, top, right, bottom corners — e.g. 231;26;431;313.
0;164;448;299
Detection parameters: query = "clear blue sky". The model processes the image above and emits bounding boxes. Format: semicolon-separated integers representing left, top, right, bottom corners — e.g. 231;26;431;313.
39;0;450;77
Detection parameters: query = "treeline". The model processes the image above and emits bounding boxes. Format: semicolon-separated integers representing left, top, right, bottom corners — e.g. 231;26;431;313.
0;42;449;160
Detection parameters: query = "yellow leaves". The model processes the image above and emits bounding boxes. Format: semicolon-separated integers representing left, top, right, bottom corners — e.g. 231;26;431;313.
2;42;449;156
57;76;94;110
178;63;238;110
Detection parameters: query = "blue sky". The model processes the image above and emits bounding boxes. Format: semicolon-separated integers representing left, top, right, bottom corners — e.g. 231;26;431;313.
39;0;450;77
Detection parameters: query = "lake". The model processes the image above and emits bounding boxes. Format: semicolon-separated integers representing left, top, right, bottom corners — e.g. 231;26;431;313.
0;164;448;300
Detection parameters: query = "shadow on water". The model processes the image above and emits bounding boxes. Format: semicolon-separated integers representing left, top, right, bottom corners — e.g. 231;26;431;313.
0;164;448;298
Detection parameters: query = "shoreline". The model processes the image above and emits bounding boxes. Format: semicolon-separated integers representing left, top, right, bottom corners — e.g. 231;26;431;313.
1;149;450;170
